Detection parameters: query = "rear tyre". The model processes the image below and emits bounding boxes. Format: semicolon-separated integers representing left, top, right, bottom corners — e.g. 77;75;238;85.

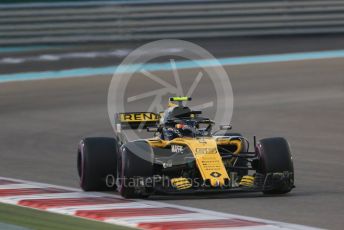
257;137;294;194
77;137;118;191
118;141;154;198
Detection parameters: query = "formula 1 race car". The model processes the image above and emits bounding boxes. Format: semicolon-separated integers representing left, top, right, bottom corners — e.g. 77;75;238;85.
77;97;294;198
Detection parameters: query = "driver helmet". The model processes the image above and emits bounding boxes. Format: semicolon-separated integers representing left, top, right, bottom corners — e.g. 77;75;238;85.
162;127;180;140
175;123;194;137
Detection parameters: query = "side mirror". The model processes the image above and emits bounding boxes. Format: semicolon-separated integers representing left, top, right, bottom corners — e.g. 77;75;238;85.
147;127;159;132
220;125;232;130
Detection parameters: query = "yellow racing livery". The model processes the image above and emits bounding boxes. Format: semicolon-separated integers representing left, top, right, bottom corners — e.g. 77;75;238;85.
78;97;294;198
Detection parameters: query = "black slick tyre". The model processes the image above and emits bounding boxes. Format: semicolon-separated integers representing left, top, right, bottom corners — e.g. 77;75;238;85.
257;137;294;194
77;137;118;191
117;141;154;198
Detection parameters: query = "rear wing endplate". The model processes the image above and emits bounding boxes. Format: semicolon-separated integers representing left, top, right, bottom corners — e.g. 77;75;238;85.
115;112;160;131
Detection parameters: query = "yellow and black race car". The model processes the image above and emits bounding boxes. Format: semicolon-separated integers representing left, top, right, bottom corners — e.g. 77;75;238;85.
77;97;294;198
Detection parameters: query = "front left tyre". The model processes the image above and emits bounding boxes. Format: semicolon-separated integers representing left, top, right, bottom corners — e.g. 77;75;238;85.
117;141;154;198
77;137;118;191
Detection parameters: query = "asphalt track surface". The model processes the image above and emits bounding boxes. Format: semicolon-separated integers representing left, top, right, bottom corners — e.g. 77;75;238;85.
1;38;344;229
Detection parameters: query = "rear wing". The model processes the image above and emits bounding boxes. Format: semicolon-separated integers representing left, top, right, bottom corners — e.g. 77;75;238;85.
115;112;160;131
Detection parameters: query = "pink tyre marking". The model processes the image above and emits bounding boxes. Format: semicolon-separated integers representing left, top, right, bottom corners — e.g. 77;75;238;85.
0;187;70;197
138;218;266;229
18;197;130;210
75;207;194;221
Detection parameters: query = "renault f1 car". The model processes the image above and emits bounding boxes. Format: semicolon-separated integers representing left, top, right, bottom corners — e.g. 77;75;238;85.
77;97;294;198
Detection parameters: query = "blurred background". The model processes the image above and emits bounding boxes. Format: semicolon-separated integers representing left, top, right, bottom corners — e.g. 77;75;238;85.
1;0;344;74
0;1;344;229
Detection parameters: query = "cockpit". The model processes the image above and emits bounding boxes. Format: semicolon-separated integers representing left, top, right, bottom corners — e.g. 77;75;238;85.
159;97;214;140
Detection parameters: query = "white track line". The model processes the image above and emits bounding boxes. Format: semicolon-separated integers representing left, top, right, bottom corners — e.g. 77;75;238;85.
0;192;101;204
50;203;154;214
106;213;227;224
0;183;47;189
0;48;185;64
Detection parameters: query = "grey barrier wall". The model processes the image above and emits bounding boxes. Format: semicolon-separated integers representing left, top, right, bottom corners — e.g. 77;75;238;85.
1;0;344;45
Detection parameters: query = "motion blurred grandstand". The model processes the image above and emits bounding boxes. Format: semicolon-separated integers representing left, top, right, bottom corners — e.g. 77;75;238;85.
1;0;344;46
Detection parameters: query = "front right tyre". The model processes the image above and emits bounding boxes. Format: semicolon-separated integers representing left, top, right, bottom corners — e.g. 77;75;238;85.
257;137;294;194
